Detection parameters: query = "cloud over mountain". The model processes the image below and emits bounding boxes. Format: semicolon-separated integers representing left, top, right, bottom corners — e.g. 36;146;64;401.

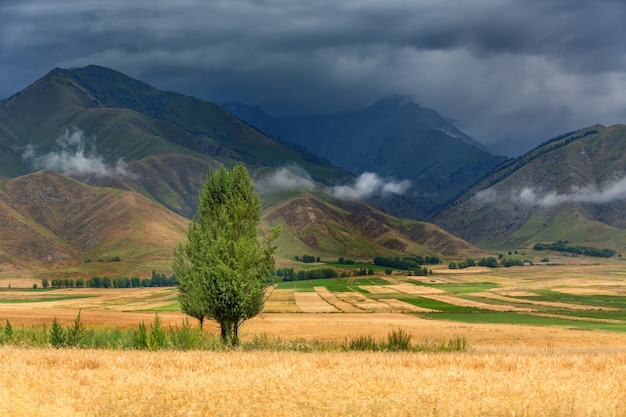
255;166;411;200
476;177;626;207
23;128;135;178
255;165;316;195
327;173;411;200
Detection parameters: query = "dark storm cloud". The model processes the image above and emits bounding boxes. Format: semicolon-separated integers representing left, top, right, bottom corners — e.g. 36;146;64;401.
1;0;626;155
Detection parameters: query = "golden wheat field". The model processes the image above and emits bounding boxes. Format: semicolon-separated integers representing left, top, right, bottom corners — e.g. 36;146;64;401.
2;346;626;416
2;261;626;416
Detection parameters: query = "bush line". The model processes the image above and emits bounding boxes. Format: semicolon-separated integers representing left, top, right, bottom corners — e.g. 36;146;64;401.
0;315;468;352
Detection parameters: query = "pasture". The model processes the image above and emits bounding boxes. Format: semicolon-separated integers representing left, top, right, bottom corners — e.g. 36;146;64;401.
1;261;626;416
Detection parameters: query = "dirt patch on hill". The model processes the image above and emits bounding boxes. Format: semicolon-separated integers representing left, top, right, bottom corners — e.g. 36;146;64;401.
401;223;480;257
347;214;388;239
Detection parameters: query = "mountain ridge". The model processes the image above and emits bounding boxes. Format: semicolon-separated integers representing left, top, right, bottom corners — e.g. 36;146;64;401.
224;96;507;215
432;123;626;251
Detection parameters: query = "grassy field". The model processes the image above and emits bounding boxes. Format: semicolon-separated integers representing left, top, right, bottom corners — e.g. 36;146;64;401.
2;261;626;416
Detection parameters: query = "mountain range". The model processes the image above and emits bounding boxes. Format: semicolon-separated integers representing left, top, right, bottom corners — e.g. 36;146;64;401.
0;65;485;278
2;64;626;279
225;95;507;217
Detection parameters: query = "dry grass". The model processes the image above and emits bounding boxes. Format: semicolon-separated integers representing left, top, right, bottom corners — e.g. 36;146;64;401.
314;286;363;312
2;347;626;417
294;291;338;313
263;288;300;313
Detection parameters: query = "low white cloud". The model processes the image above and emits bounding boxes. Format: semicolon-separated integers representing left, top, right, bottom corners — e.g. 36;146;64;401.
327;172;411;200
255;167;411;200
475;177;626;207
254;165;316;195
23;128;135;178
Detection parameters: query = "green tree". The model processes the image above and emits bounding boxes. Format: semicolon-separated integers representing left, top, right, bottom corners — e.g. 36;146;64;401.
173;164;279;346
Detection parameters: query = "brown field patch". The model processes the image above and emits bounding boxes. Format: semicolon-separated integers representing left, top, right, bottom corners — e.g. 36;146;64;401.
313;287;362;312
0;287;179;311
294;292;338;313
332;291;392;312
263;288;299;313
361;285;400;294
421;294;535;312
553;287;619;296
377;298;438;313
387;283;447;295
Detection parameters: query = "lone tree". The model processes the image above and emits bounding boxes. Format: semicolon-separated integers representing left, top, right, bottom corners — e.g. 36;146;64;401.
173;164;279;345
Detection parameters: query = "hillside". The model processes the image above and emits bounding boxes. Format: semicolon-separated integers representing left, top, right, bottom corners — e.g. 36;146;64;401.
0;169;482;280
263;193;482;261
0;170;189;279
432;124;626;252
226;95;507;216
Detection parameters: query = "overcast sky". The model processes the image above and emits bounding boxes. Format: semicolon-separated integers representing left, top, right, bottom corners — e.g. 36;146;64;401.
2;0;626;156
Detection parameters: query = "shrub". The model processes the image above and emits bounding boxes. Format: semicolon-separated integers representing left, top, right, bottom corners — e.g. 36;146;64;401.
342;335;379;351
66;310;84;347
386;328;412;351
133;321;149;349
148;314;166;350
169;318;198;350
4;320;13;341
50;318;65;348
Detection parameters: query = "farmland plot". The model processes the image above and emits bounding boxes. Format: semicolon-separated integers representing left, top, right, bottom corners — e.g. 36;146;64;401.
2;263;626;333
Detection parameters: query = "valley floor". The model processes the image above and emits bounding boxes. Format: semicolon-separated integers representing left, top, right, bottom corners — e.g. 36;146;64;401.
2;262;626;416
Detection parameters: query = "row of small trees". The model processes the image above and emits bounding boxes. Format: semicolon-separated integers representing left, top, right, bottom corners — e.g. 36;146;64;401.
274;267;338;281
533;241;616;258
293;254;321;263
373;255;441;271
448;257;529;269
41;272;177;289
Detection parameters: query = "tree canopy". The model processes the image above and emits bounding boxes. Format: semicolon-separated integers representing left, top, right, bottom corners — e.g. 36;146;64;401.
173;164;279;345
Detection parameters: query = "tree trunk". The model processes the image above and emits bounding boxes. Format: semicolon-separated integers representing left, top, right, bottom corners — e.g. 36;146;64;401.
220;320;239;346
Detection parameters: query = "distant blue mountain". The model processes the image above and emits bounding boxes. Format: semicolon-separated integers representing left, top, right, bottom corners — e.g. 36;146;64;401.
225;95;507;215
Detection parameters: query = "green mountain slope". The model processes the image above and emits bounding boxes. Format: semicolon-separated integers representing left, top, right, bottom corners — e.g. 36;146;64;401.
432;124;626;252
0;65;351;184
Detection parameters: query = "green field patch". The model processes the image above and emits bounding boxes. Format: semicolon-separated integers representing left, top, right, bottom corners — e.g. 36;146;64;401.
427;282;499;294
0;295;93;303
433;312;626;332
374;294;482;314
540;309;626;321
351;286;370;295
324;285;354;293
346;277;390;286
140;302;181;312
275;280;315;292
522;290;626;309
